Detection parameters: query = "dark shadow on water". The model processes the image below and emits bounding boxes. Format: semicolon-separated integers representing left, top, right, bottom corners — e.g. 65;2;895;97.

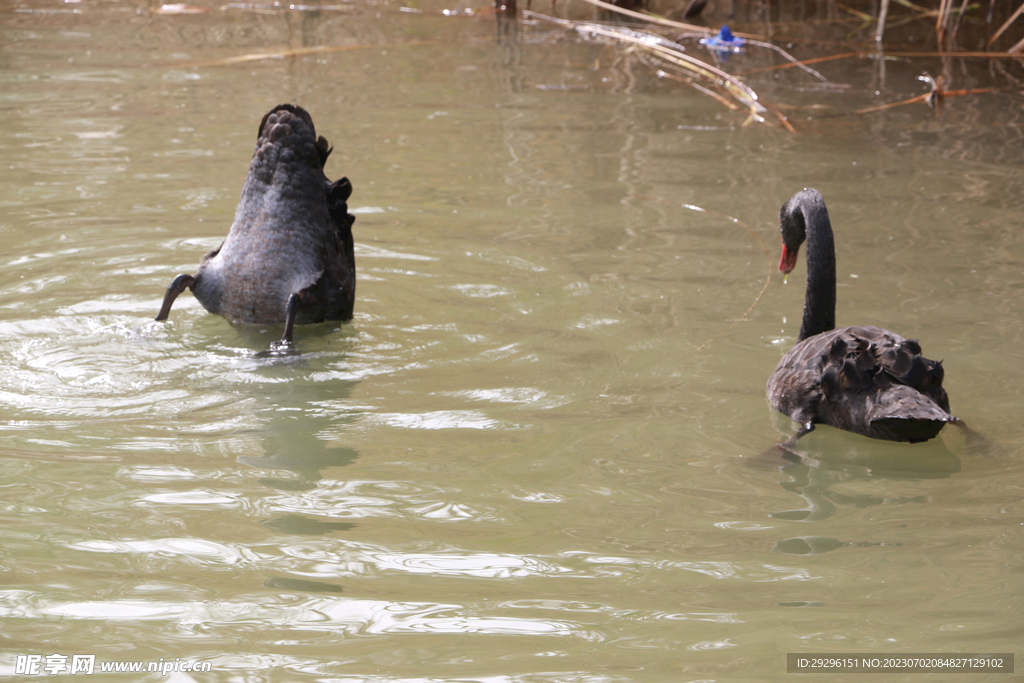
773;535;902;556
777;429;963;479
264;577;344;594
238;414;360;491
777;600;825;608
232;348;363;551
219;323;363;491
495;2;524;94
262;513;356;536
230;381;360;489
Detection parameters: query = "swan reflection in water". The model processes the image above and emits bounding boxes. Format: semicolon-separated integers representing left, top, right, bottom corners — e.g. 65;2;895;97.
768;420;962;524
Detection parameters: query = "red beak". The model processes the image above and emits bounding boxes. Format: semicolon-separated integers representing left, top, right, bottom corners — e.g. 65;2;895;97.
778;244;799;274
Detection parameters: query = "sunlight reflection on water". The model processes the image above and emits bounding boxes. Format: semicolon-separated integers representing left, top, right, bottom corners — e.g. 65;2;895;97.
1;0;1023;679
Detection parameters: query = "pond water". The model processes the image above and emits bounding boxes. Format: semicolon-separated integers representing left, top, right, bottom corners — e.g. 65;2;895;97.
1;0;1023;680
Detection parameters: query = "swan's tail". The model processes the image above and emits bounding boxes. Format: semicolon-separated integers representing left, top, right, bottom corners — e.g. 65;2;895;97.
870;415;952;443
863;384;953;443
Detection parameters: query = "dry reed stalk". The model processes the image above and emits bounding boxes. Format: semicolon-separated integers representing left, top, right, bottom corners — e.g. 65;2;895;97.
179;39;488;67
525;10;767;120
648;60;796;131
935;0;953;47
882;50;1024;57
761;101;797;133
854;86;997;115
644;60;743;110
684;80;744;110
744;46;1024;81
738;39;845;86
854;92;930;114
988;2;1024;47
575;0;842;86
738;52;860;76
875;0;890;41
571;0;717;35
570;0;764;40
949;0;971;41
569;0;844;90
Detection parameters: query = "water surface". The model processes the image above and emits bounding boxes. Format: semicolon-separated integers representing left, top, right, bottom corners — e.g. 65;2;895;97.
1;0;1023;680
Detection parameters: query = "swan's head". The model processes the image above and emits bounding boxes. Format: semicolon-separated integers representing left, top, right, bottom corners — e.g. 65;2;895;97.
778;188;825;274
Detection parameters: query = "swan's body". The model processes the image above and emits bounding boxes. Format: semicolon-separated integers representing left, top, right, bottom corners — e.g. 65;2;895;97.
766;189;953;444
155;104;356;345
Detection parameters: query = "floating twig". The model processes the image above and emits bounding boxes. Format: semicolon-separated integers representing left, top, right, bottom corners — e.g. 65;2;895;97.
854;92;930;114
760;100;797;133
651;65;742;111
739;38;847;88
739;51;860;76
854;73;998;115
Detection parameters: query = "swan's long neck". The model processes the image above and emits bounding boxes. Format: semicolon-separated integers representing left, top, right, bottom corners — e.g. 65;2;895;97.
798;198;836;342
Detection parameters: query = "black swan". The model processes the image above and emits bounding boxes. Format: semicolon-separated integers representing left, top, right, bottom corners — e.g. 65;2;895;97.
766;188;953;444
155;104;356;345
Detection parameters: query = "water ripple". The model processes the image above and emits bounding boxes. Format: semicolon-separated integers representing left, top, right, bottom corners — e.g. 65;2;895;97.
68;538;252;565
0;592;601;641
367;411;504;430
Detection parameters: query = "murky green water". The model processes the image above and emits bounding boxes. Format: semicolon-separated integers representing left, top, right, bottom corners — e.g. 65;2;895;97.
1;0;1023;680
